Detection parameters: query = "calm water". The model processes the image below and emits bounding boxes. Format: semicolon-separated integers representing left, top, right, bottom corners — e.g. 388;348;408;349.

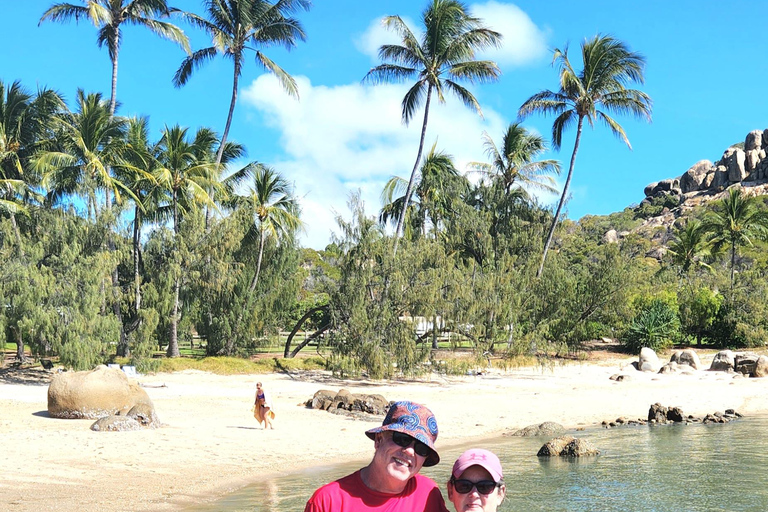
186;416;768;511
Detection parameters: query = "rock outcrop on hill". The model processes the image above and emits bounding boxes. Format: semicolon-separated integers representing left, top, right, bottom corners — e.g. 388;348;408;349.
643;129;768;201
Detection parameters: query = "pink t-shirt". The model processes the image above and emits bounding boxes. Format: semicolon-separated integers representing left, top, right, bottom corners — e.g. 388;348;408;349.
304;470;449;512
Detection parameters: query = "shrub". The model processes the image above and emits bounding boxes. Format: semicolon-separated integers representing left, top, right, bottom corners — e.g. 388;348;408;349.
623;299;680;352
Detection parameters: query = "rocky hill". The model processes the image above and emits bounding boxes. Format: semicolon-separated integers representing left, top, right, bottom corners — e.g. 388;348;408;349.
604;128;768;258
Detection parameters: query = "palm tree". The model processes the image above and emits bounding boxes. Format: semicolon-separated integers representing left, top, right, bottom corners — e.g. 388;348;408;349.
36;90;134;217
154;125;220;357
0;81;63;250
667;218;712;275
380;143;466;238
702;187;768;289
518;34;652;277
363;0;501;253
469;122;561;195
40;0;190;116
227;164;301;353
173;0;310;169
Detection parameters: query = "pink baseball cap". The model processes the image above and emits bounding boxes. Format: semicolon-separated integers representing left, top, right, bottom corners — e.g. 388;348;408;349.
452;449;503;482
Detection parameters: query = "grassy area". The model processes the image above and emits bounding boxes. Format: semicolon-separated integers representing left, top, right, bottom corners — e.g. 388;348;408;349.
153;355;327;375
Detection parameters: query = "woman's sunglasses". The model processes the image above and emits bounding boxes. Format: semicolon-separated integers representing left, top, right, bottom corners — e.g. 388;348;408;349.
451;477;500;495
390;431;430;458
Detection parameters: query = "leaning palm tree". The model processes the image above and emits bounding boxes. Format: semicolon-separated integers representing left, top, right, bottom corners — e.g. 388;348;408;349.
469;122;561;195
154;125;221;357
518;34;652;277
363;0;501;253
702;187;768;290
173;0;310;169
40;0;189;116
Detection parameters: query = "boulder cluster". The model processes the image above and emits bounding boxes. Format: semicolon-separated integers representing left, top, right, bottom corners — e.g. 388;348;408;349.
307;388;389;418
613;347;768;378
602;404;742;428
644;128;768;201
504;421;565;437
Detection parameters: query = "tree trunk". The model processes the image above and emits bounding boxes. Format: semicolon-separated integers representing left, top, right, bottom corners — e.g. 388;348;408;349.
283;305;329;357
133;206;142;312
537;115;584;278
15;328;24;362
393;86;433;255
10;212;23;258
109;30;119;117
167;197;181;358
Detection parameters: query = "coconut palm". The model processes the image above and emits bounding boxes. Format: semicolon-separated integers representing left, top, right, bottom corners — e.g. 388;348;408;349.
518;34;652;277
36;90;134;218
225;165;301;353
173;0;310;169
363;0;501;253
380;144;466;238
40;0;190;116
667;218;712;275
153;125;221;357
469;122;561;195
702;187;768;289
0;81;63;250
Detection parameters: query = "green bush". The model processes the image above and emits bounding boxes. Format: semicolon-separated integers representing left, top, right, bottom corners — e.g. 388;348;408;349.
623;299;680;352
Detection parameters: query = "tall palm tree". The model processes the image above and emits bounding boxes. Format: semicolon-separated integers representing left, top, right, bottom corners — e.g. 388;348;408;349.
227;164;301;353
667;218;712;275
40;0;190;116
702;188;768;289
518;34;652;277
173;0;310;169
469;122;561;195
0;81;63;250
380;144;466;238
36;90;134;217
363;0;501;253
154;125;220;357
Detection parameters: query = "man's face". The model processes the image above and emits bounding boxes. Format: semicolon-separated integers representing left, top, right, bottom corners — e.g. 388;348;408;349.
371;431;426;491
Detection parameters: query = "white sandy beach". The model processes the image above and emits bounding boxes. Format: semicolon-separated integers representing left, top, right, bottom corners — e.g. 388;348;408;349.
2;351;768;511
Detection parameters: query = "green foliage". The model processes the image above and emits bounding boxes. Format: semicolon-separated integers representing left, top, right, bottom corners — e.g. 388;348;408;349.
623;298;680;352
678;287;722;345
633;194;679;220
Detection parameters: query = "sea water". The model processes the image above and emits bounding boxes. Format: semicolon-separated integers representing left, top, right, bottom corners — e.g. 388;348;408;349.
185;415;768;511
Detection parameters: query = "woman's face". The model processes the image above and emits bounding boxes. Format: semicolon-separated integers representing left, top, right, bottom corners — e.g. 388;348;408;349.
447;465;505;512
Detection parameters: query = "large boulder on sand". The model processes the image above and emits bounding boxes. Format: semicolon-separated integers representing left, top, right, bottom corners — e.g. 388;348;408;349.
48;365;154;419
710;350;735;372
639;347;660;372
507;422;565;437
670;349;701;370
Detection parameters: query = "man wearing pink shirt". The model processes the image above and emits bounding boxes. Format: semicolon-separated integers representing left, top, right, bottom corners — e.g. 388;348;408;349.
304;401;449;512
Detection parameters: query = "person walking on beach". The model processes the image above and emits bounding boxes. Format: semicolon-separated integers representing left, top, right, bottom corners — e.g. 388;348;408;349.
253;382;275;429
447;449;506;512
304;400;449;512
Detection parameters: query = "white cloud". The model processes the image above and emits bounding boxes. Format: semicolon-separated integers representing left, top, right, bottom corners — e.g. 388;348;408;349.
241;74;507;249
471;1;550;67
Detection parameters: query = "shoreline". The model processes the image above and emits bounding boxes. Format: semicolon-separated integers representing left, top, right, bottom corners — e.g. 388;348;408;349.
3;354;768;511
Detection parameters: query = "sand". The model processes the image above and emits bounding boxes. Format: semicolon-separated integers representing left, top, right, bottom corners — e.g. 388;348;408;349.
2;351;768;511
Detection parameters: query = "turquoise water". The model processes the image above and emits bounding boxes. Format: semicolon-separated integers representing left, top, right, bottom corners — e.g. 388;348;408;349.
186;416;768;511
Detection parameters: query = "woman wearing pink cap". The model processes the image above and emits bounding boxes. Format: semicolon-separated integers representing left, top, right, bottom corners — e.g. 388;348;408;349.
447;448;506;512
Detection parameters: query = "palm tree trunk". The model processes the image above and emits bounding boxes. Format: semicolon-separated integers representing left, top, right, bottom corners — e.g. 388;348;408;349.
167;198;181;358
10;212;23;258
393;86;433;255
133;206;142;312
230;228;266;354
730;241;736;291
537;115;584;277
109;31;119;118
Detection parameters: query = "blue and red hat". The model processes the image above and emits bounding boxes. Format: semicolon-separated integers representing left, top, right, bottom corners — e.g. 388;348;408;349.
365;401;440;466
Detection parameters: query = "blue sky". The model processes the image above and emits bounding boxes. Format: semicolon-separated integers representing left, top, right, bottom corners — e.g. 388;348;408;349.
3;1;767;249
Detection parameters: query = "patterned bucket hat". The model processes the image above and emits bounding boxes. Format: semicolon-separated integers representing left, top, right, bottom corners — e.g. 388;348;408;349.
365;400;440;466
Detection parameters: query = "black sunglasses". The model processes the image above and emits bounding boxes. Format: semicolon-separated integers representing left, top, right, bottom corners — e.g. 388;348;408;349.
451;477;499;495
390;431;430;458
